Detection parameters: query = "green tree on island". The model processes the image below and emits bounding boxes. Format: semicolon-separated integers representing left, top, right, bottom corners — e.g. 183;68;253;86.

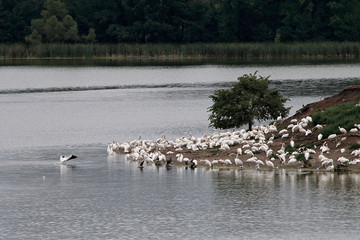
25;0;95;44
208;72;290;130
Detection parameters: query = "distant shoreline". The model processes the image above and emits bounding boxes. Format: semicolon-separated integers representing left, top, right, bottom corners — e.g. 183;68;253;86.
1;42;360;60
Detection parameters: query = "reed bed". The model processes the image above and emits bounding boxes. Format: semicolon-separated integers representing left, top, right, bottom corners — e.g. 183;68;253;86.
1;42;360;59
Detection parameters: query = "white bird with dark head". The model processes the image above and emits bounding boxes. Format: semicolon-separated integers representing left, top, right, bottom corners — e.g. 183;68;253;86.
60;154;77;163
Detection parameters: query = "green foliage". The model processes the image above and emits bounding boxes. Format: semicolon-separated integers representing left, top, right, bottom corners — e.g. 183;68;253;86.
208;72;290;130
302;142;322;149
295;154;305;162
328;0;360;41
25;0;80;43
296;153;312;163
3;0;360;44
285;144;300;154
0;0;42;43
41;0;68;19
349;143;360;150
311;101;360;138
211;150;219;156
82;28;96;43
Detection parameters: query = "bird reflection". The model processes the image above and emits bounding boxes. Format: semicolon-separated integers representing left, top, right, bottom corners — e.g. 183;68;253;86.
60;163;76;181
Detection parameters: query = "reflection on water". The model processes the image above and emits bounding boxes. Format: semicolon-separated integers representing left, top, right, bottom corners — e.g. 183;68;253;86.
210;169;360;239
59;163;76;182
1;77;358;97
271;77;360;96
2;147;360;239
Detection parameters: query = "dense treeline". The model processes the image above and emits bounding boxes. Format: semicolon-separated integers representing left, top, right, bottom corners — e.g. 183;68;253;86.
1;0;360;44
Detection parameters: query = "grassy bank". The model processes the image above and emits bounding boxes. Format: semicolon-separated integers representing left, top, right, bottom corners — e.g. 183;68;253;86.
1;42;360;59
311;101;360;138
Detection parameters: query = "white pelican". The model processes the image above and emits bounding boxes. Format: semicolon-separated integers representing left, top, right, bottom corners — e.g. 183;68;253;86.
326;164;334;171
107;145;115;155
305;116;312;122
211;160;219;166
288;157;297;164
338;126;347;134
266;159;274;168
234;154;243;167
266;149;273;157
279;129;288;135
224;159;232;165
290;138;295;148
277;153;288;163
236;147;243;155
201;159;212;167
328;134;337;139
220;143;230;151
281;134;289;139
256;159;265;166
338;157;349;164
246;157;257;163
320;143;330;153
176;153;184;163
317;134;323;141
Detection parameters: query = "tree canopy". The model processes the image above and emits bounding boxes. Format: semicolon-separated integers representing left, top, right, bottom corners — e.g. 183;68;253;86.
1;0;360;43
208;72;290;130
25;0;79;43
24;0;95;44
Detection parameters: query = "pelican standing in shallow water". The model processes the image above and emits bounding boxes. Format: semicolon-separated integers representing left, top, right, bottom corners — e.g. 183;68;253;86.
60;155;77;163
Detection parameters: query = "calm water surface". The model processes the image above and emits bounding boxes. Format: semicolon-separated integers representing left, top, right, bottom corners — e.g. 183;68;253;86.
1;60;360;239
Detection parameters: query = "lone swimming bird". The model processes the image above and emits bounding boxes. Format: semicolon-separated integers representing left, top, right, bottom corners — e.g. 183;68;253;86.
60;154;77;163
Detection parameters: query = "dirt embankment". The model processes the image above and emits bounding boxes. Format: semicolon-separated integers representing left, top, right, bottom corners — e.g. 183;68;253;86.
278;85;360;130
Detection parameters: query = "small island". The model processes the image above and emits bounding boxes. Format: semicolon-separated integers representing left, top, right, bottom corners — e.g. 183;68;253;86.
109;85;360;172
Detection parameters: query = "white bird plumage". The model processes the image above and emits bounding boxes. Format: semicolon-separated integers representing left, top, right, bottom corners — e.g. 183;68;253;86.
338;126;347;134
60;154;77;163
266;159;274;168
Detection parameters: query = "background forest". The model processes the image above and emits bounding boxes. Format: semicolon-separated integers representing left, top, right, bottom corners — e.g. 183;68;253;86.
1;0;360;44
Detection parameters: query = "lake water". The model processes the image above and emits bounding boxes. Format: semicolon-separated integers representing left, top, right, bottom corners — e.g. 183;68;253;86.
1;59;360;239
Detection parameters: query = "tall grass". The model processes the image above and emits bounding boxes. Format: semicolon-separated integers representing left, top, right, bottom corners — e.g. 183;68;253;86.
311;101;360;138
1;42;360;59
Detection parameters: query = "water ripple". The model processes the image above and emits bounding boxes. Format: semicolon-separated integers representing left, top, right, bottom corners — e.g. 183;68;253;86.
1;77;359;96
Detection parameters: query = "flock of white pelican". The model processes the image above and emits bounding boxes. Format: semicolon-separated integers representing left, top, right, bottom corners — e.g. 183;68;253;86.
107;115;360;172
